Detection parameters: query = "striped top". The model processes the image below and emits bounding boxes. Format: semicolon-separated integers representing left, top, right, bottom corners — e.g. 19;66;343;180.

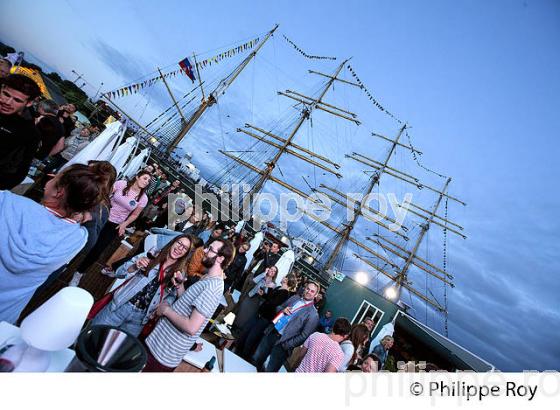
296;332;344;373
146;275;224;368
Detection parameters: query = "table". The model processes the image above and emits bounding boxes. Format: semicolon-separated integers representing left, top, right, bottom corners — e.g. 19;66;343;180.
175;338;218;373
0;321;75;372
221;348;256;372
175;338;256;373
207;322;235;350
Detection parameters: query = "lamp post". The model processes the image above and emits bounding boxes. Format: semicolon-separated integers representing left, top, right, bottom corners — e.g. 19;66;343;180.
93;82;104;101
71;69;84;84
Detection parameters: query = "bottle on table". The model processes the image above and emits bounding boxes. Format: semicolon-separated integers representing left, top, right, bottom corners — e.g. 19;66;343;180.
203;356;216;372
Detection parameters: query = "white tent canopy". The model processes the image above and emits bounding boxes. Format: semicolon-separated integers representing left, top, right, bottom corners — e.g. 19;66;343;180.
122;147;150;179
234;220;245;234
60;121;124;171
274;249;295;284
110;136;138;176
244;231;263;271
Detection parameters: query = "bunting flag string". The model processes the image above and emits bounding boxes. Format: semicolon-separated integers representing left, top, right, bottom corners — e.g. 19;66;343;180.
102;68;187;100
346;64;402;124
405;130;449;179
195;37;260;70
102;37;260;99
283;35;337;60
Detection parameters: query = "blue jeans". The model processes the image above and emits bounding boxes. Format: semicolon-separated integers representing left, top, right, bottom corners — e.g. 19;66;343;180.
91;301;146;337
251;326;292;372
252;326;279;371
265;344;290;373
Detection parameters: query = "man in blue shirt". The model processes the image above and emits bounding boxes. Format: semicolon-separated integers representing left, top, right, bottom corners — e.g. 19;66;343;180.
252;281;320;372
318;310;334;333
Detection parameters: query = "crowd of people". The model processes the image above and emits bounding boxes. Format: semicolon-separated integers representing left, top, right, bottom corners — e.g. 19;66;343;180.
0;70;103;191
0;61;394;373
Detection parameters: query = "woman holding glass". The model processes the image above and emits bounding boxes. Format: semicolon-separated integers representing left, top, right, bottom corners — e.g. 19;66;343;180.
233;265;278;332
90;235;194;336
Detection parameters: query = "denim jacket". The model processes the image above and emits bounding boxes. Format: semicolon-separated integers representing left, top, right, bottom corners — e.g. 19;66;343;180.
248;272;276;298
110;252;177;324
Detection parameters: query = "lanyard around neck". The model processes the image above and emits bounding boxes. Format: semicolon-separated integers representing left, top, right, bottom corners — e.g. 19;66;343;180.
44;206;78;224
157;264;167;302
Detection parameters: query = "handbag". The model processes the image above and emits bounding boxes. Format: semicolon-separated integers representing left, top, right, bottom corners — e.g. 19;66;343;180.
87;277;131;320
285;345;307;372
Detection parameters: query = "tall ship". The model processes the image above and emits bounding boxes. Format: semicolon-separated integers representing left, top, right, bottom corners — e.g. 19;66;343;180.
97;25;493;371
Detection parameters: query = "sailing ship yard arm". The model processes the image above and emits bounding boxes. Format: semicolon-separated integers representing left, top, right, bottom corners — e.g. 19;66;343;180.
284;89;358;117
277;91;361;125
316;184;410;231
353;253;447;313
345;155;466;237
308;69;362;88
311;188;410;240
350;151;421;182
394;202;466;239
219;150;330;211
244;123;341;168
365;237;455;283
347;153;467;207
367;236;454;280
236;128;342;177
371;131;422;154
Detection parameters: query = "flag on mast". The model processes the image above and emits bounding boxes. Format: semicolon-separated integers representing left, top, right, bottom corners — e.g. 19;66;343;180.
178;57;196;83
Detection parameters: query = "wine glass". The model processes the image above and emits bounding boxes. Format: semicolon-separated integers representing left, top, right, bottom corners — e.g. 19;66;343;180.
170;271;185;291
146;246;160;260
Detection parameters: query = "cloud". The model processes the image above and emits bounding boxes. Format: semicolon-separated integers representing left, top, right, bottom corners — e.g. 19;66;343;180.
90;39;153;86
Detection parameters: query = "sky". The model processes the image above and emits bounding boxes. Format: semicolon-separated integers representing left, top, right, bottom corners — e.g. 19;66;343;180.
1;0;559;371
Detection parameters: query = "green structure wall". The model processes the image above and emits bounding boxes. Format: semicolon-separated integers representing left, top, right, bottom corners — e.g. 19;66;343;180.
324;276;401;339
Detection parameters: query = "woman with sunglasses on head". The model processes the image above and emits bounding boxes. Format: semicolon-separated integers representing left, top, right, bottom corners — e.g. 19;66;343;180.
99;202;203;278
73;170;151;280
90;235;194;336
0;163;114;324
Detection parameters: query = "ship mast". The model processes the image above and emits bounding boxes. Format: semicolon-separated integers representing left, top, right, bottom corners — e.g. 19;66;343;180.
158;66;187;124
395;178;451;288
322;124;407;271
219;58;371;227
165;24;279;153
297;129;465;312
211;45;464;317
247;59;348;196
